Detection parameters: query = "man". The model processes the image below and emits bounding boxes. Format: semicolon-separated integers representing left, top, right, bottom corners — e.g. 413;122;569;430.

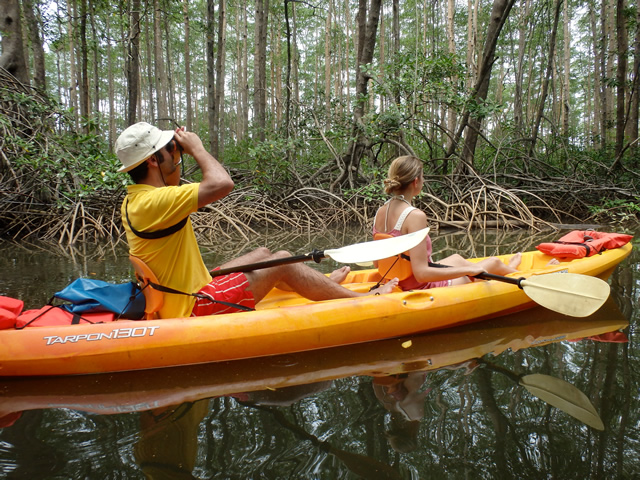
115;122;397;319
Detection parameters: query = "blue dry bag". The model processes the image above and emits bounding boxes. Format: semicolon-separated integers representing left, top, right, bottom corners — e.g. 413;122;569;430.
54;278;146;320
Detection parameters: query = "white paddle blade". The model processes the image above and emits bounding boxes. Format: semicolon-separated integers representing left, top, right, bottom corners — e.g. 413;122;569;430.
520;273;610;318
520;374;605;430
324;227;430;264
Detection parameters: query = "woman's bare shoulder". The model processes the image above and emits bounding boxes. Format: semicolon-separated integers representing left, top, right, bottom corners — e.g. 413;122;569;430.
403;208;428;232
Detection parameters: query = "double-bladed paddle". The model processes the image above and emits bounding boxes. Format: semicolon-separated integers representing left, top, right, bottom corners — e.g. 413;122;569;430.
480;359;605;430
470;271;610;318
426;261;610;317
209;227;430;278
209;226;610;317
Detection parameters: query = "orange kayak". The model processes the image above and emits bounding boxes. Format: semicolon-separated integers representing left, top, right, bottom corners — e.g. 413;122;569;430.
0;297;627;418
0;244;631;376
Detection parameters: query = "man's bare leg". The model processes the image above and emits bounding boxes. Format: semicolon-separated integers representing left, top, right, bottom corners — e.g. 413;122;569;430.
217;247;273;270
329;266;350;284
218;248;352;291
244;251;398;304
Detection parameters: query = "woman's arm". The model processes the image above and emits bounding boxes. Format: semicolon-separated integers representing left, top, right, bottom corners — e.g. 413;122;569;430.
403;211;486;282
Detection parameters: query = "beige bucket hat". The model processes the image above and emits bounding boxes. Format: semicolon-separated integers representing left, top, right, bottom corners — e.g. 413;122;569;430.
115;122;175;172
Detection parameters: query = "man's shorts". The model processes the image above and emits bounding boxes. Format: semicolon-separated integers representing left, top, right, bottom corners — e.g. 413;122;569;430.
191;270;255;316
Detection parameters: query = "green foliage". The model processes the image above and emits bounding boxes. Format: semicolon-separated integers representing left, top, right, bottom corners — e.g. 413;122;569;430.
244;136;297;192
466;97;504;121
372;51;466;112
343;171;387;204
11;0;640;226
589;199;640;224
1;86;124;206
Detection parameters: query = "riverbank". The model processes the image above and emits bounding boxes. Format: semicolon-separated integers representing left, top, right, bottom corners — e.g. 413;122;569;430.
5;176;637;245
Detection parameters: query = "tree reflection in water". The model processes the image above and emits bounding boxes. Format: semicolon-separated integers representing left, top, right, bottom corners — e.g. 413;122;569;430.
0;230;638;478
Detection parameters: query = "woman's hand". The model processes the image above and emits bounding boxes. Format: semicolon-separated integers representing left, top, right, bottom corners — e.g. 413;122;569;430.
463;264;487;278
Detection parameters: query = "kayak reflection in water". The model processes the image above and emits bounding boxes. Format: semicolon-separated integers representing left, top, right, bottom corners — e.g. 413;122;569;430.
134;400;209;480
134;382;333;478
373;361;480;453
373;372;431;453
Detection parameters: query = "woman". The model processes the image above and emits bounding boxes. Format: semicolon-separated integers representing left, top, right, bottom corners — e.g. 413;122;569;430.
373;155;523;290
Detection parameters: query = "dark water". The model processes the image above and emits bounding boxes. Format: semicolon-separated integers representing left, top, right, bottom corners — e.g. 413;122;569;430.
0;228;638;479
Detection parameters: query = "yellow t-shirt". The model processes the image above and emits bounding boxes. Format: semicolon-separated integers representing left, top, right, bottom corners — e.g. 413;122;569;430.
122;183;212;319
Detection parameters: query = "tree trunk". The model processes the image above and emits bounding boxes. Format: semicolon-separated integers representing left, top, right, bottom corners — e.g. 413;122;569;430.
183;0;193;131
253;0;269;141
392;0;399;85
144;13;154;123
78;0;90;125
466;0;479;86
614;0;628;160
601;0;614;148
562;0;570;137
446;0;457;153
242;0;250;139
335;0;382;190
590;3;603;144
212;0;227;158
68;0;79;128
54;1;64;103
284;0;293;136
344;0;351;108
391;0;401;157
154;0;168;121
89;2;100;117
606;0;616;145
529;0;562;158
238;0;249;141
274;21;282;129
628;3;640;157
292;2;300;111
22;0;45;90
106;15;115;151
207;0;216;151
378;5;384;114
0;0;29;84
164;19;176;123
325;0;333;118
455;0;517;172
126;0;141;126
514;0;531;132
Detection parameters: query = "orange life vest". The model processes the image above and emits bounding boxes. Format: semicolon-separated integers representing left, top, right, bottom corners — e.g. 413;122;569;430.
0;296;24;329
536;230;632;259
373;233;414;280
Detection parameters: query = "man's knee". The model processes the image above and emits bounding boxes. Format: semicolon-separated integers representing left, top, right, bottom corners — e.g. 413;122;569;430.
487;257;503;267
253;247;272;257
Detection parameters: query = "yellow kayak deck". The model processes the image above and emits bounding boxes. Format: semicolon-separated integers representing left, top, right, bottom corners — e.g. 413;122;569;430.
0;244;631;376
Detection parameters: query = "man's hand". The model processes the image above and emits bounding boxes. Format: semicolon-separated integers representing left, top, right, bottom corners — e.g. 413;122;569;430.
173;127;234;207
173;127;206;158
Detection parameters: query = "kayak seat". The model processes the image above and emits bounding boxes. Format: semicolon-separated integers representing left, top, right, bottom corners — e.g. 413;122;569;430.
129;256;163;319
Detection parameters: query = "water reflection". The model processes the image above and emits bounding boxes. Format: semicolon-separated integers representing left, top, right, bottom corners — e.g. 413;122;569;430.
0;229;638;478
0;296;631;477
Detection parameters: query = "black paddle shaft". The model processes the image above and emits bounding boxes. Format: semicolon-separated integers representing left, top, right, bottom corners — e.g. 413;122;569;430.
474;272;525;288
210;250;326;278
429;261;525;288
